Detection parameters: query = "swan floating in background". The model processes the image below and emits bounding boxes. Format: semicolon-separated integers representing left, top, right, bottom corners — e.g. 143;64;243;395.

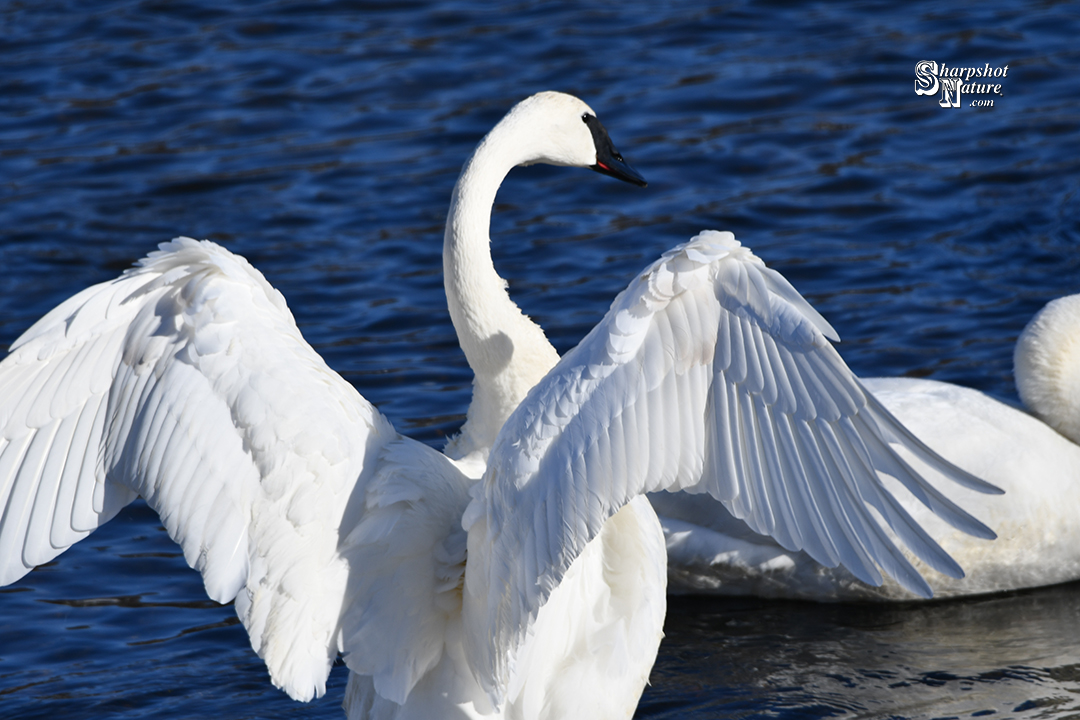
659;294;1080;601
0;92;998;720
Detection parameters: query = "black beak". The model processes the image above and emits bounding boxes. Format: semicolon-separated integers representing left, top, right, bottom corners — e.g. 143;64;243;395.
583;114;647;188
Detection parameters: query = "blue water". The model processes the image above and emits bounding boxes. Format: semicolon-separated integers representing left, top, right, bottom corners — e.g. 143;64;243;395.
1;1;1079;718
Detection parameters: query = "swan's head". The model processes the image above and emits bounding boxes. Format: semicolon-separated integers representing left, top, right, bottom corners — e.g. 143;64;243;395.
1014;293;1080;444
490;91;646;187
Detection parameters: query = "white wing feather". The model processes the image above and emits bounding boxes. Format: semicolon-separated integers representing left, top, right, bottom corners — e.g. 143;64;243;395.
337;436;474;705
0;238;398;702
463;230;1000;698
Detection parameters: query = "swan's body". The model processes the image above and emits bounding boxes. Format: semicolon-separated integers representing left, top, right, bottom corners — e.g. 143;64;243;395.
660;296;1080;601
0;92;997;719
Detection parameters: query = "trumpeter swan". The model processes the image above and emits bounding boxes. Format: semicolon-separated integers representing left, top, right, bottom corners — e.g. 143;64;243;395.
0;92;998;720
658;294;1080;601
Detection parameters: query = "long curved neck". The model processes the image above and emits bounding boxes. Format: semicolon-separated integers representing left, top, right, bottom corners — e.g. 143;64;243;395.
442;123;560;462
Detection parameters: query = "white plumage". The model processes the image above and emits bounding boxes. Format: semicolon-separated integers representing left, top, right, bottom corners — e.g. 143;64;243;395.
0;240;398;699
0;92;997;719
660;294;1080;601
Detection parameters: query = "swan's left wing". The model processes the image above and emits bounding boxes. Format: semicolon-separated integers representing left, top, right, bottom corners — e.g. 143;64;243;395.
463;230;1000;697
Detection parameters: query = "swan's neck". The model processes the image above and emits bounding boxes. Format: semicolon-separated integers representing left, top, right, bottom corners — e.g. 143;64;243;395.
442;125;560;462
1014;294;1080;445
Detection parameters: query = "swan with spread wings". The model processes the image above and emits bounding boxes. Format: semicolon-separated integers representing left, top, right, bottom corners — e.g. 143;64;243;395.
0;92;998;720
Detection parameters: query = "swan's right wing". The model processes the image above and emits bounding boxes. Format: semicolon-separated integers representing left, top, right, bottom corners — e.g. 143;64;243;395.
464;230;1000;698
0;238;397;702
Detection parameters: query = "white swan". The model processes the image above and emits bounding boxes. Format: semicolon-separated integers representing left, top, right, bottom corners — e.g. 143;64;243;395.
659;294;1080;601
0;92;998;720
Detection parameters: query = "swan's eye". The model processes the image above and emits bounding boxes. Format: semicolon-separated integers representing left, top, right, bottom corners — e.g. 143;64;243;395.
582;113;592;123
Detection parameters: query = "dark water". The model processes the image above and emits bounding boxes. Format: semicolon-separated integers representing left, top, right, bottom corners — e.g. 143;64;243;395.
2;1;1079;718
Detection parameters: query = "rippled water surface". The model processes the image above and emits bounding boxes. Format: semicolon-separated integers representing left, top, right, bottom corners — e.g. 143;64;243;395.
2;1;1079;718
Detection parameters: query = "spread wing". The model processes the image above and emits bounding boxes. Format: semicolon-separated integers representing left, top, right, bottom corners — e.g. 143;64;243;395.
463;230;1000;697
0;238;398;701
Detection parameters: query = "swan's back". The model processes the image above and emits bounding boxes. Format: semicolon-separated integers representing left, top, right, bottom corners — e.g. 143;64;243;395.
869;377;1080;596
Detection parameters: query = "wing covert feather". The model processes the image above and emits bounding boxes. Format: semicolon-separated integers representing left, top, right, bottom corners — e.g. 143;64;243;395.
464;230;1000;699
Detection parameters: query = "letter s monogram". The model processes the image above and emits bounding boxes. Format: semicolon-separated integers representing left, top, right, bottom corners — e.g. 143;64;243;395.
914;61;939;96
